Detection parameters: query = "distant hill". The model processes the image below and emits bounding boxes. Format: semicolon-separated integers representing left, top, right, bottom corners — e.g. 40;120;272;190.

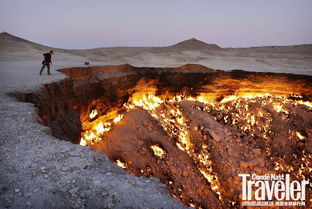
0;32;221;51
0;32;84;61
168;38;221;50
0;32;52;52
1;32;311;63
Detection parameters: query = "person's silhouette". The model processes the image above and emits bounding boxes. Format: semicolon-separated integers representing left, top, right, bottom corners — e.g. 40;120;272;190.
40;50;54;75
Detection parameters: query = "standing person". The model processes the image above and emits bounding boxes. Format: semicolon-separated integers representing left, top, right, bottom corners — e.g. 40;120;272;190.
40;50;54;75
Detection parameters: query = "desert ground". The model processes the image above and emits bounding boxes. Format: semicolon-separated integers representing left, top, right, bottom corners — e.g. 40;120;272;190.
0;32;311;208
1;32;312;75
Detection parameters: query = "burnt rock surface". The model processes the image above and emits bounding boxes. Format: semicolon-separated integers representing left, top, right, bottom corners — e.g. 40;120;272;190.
16;64;312;208
16;65;217;144
92;109;222;208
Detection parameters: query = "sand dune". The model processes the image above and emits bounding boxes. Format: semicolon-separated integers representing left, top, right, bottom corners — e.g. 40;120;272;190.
167;38;221;50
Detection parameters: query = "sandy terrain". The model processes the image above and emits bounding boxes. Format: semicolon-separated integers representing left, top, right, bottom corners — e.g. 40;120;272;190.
0;32;311;208
1;32;311;75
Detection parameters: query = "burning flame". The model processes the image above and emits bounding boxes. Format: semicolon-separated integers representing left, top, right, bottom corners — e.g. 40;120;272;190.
273;102;289;114
116;160;126;169
89;109;97;119
296;131;305;140
78;78;312;206
113;114;124;123
150;145;166;158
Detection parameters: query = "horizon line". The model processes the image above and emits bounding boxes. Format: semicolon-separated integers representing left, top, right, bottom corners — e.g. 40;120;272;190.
1;31;312;50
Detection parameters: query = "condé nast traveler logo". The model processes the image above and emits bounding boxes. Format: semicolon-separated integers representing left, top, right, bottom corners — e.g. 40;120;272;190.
239;173;309;207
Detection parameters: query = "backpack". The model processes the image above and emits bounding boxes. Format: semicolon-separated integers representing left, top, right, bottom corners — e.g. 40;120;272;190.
42;53;48;64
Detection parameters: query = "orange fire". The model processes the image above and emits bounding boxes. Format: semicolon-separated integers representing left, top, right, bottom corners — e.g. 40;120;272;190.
79;76;312;208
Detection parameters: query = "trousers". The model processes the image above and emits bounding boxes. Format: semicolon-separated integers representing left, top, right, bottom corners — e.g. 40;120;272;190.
40;61;51;75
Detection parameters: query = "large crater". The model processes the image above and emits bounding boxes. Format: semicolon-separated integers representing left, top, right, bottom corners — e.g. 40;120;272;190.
16;64;312;208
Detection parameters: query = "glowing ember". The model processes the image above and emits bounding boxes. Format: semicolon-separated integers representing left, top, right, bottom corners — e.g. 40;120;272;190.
273;102;289;114
89;109;97;119
296;131;305;140
150;145;166;158
79;138;87;146
116;160;126;169
297;100;312;108
113;114;124;123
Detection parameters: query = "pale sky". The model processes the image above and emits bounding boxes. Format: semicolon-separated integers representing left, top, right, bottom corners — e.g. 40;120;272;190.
0;0;311;49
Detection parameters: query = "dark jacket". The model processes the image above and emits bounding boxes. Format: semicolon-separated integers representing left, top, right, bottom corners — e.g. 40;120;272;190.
43;53;52;63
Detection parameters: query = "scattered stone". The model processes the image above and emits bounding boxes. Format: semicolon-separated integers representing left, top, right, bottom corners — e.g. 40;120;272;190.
0;187;8;195
14;188;20;193
44;174;48;179
40;166;47;173
71;202;81;209
60;187;67;193
83;190;92;196
107;203;114;208
93;180;101;185
93;155;102;162
83;164;92;169
101;191;108;197
79;192;86;198
71;194;78;199
69;187;79;194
